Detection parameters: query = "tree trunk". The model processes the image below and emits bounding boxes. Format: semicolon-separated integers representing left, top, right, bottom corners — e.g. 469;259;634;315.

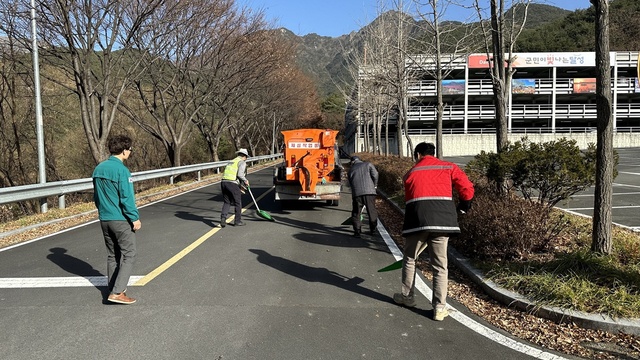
591;0;613;254
493;79;509;152
436;70;444;159
385;112;390;156
490;0;509;153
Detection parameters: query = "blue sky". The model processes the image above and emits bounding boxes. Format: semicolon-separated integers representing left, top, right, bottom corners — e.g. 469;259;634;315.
236;1;590;38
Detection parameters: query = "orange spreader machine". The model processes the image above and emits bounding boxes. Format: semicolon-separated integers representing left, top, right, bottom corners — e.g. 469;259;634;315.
273;129;342;204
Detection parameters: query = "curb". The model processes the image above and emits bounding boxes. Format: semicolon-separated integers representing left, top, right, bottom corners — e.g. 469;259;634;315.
377;189;640;336
449;248;640;336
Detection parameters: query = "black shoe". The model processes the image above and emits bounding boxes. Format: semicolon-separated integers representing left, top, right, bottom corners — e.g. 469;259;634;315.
220;217;226;228
369;229;378;236
352;232;361;238
234;221;246;226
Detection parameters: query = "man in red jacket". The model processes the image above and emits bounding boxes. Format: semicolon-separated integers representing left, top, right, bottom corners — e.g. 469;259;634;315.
393;142;474;321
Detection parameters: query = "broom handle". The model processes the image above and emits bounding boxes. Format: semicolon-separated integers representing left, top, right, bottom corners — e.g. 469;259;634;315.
247;186;261;212
417;241;429;257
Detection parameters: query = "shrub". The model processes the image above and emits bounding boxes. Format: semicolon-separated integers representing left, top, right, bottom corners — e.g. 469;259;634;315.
452;180;568;261
351;153;413;200
465;137;614;208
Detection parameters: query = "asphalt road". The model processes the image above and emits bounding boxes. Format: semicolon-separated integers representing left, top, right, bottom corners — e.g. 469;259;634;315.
560;147;640;230
0;167;574;360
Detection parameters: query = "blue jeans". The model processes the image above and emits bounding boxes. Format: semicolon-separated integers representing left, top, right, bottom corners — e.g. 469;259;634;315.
101;221;137;294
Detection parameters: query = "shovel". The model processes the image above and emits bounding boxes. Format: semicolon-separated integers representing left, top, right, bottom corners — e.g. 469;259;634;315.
247;186;275;222
341;205;366;225
377;240;429;272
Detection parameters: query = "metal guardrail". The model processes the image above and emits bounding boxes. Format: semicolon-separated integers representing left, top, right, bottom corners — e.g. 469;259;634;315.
0;153;282;211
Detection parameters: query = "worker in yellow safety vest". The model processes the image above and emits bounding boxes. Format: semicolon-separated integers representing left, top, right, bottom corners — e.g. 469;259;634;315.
220;148;249;227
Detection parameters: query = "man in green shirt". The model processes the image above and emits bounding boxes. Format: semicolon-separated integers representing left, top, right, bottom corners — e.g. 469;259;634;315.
93;135;141;305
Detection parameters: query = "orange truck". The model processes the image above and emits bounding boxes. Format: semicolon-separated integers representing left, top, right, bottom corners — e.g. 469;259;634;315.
273;129;342;204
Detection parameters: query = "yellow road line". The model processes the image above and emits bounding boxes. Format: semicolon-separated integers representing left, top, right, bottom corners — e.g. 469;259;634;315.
133;187;273;286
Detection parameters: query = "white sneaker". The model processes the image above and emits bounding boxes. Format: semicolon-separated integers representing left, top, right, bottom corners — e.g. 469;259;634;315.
434;305;449;321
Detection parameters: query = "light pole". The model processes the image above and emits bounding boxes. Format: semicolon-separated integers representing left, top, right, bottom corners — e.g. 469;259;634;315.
31;0;47;212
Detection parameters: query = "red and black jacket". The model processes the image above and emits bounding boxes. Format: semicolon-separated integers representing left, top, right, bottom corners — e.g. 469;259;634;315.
402;156;475;235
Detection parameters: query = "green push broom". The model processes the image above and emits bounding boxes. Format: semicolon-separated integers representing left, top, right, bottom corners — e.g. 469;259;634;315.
377;240;429;272
341;205;366;225
247;186;275;222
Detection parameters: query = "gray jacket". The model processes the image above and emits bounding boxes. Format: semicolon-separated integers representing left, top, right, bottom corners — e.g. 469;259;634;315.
348;159;378;197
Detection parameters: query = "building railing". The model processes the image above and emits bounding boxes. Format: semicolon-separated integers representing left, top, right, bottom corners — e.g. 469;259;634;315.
0;154;282;212
404;127;640;135
402;51;639;69
407;104;640;121
407;78;640;96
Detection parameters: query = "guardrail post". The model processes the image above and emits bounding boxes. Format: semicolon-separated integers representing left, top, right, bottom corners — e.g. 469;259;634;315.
58;194;66;209
197;171;201;181
170;176;174;185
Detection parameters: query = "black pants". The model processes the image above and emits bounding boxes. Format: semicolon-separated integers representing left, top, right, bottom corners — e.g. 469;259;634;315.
221;181;242;222
351;194;378;233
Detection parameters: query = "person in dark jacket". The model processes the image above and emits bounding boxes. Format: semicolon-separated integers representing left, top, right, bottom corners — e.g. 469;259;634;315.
93;134;140;305
393;142;474;321
347;155;379;237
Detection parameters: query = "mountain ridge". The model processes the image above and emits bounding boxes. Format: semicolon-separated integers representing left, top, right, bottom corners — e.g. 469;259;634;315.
282;4;575;97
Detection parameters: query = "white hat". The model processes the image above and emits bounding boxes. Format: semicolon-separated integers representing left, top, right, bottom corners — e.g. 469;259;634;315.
236;148;249;157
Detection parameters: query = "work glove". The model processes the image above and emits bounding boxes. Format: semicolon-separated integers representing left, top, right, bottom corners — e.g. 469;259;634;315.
457;199;472;214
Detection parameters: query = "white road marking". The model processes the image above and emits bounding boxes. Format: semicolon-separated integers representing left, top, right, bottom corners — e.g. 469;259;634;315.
613;183;640;189
565;205;640;211
0;276;143;288
571;192;640;197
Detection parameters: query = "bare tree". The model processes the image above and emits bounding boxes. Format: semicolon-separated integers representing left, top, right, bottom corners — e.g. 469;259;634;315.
234;62;321;155
19;0;167;163
339;1;415;156
590;0;614;254
120;0;233;167
474;0;530;153
411;0;477;158
194;12;295;162
0;3;36;192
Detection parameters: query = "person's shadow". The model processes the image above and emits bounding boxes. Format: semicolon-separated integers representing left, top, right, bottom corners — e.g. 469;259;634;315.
249;248;392;303
47;247;106;295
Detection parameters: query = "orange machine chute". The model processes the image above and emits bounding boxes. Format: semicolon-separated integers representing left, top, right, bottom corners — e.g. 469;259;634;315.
274;129;342;202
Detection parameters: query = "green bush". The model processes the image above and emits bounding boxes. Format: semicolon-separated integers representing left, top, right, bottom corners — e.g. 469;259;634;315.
361;141;615;263
465;137;614;208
